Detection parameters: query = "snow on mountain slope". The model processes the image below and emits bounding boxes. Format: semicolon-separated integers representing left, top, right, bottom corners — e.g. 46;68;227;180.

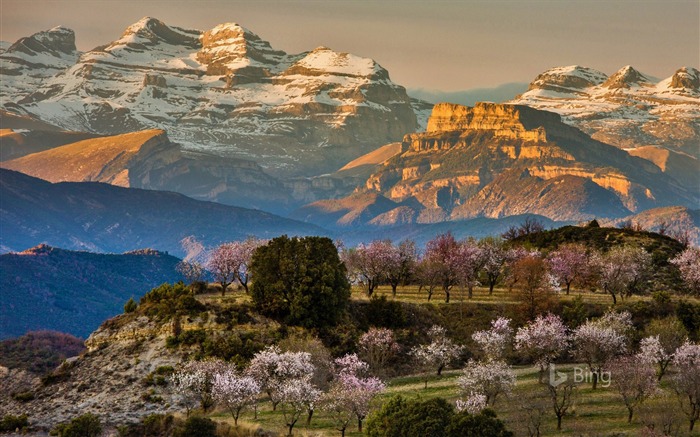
511;65;700;158
2;18;417;177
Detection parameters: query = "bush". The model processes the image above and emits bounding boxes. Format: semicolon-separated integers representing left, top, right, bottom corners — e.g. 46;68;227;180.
51;413;101;437
0;414;29;432
174;416;217;437
11;390;34;402
124;297;137;313
366;395;511;437
139;282;206;320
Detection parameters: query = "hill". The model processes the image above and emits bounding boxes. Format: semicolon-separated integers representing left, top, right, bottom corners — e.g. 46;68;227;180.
0;129;293;212
0;169;326;256
0;331;85;375
0;244;183;338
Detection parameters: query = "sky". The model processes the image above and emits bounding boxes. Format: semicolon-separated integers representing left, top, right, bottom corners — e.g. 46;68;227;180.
1;0;698;91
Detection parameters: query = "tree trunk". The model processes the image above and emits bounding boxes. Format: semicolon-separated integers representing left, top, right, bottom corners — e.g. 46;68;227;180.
557;414;562;431
611;292;617;305
221;282;227;296
444;289;450;303
391;283;398;297
357;417;363;433
592;371;598;390
566;282;571;295
437;364;444;376
306;408;314;426
340;427;346;437
628;406;634;423
489;282;495;295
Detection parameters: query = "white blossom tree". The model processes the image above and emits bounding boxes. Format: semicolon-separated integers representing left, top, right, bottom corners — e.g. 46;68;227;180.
345;240;396;296
230;237;266;293
572;311;631;389
358;327;400;375
479;237;508;295
171;359;227;414
385;240;418;297
671;247;700;294
455;393;488;415
451;238;485;299
472;317;513;362
638;317;688;381
672;341;700;431
277;376;321;436
212;366;261;425
597;246;652;304
515;313;569;382
457;359;516;406
610;355;659;423
410;325;463;386
247;346;315;411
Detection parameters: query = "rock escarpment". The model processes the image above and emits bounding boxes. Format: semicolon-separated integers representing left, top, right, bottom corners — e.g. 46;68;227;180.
296;102;697;227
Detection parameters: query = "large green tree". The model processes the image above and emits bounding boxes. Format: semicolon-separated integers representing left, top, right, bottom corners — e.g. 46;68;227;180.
250;236;350;329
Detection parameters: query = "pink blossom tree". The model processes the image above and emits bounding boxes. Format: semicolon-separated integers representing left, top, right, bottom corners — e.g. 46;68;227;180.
452;238;485;299
457;359;516;406
671;247;700;294
546;243;590;294
176;260;206;287
515;313;569;382
230;237;266;293
423;233;461;302
385;240;417;297
207;242;238;295
346;240;396;296
610;355;659;423
472;317;513;362
638;317;688;381
212;366;261;426
410;325;463;386
358;327;400;375
672;341;700;431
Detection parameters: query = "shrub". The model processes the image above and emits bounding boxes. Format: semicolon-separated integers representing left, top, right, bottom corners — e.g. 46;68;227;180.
174;416;217;437
51;413;101;437
446;409;513;437
0;414;29;432
11;390;34;402
124;297;137;313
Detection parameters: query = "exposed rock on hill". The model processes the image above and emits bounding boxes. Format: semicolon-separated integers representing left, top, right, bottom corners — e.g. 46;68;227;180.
511;65;700;158
296;102;697;227
0;169;325;256
2;18;418;177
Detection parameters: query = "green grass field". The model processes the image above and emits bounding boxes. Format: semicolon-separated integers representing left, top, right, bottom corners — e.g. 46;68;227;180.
196;284;699;436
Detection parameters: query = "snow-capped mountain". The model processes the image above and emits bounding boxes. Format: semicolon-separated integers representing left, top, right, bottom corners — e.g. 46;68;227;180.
1;18;418;177
511;65;700;158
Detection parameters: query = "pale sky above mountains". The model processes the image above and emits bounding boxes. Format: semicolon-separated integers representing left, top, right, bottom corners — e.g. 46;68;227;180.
1;0;698;91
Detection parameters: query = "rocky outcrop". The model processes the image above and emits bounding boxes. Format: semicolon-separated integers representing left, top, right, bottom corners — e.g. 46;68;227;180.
512;65;700;159
2;18;418;177
297;102;698;228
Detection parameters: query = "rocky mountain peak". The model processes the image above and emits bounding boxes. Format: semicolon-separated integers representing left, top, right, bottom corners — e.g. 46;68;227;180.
527;65;608;93
285;46;384;79
6;26;77;58
602;65;651;89
19;244;56;255
670;66;700;90
198;21;288;76
115;16;200;49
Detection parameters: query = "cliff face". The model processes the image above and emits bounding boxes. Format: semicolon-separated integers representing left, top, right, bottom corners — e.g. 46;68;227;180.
296;102;698;227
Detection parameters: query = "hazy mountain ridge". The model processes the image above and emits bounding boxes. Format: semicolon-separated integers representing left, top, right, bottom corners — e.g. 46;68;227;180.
0;168;325;256
1;17;419;177
510;65;700;158
0;244;183;339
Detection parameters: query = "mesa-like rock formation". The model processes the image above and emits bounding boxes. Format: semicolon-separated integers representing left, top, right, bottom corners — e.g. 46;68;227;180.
1;18;418;177
296;102;697;227
511;65;700;158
